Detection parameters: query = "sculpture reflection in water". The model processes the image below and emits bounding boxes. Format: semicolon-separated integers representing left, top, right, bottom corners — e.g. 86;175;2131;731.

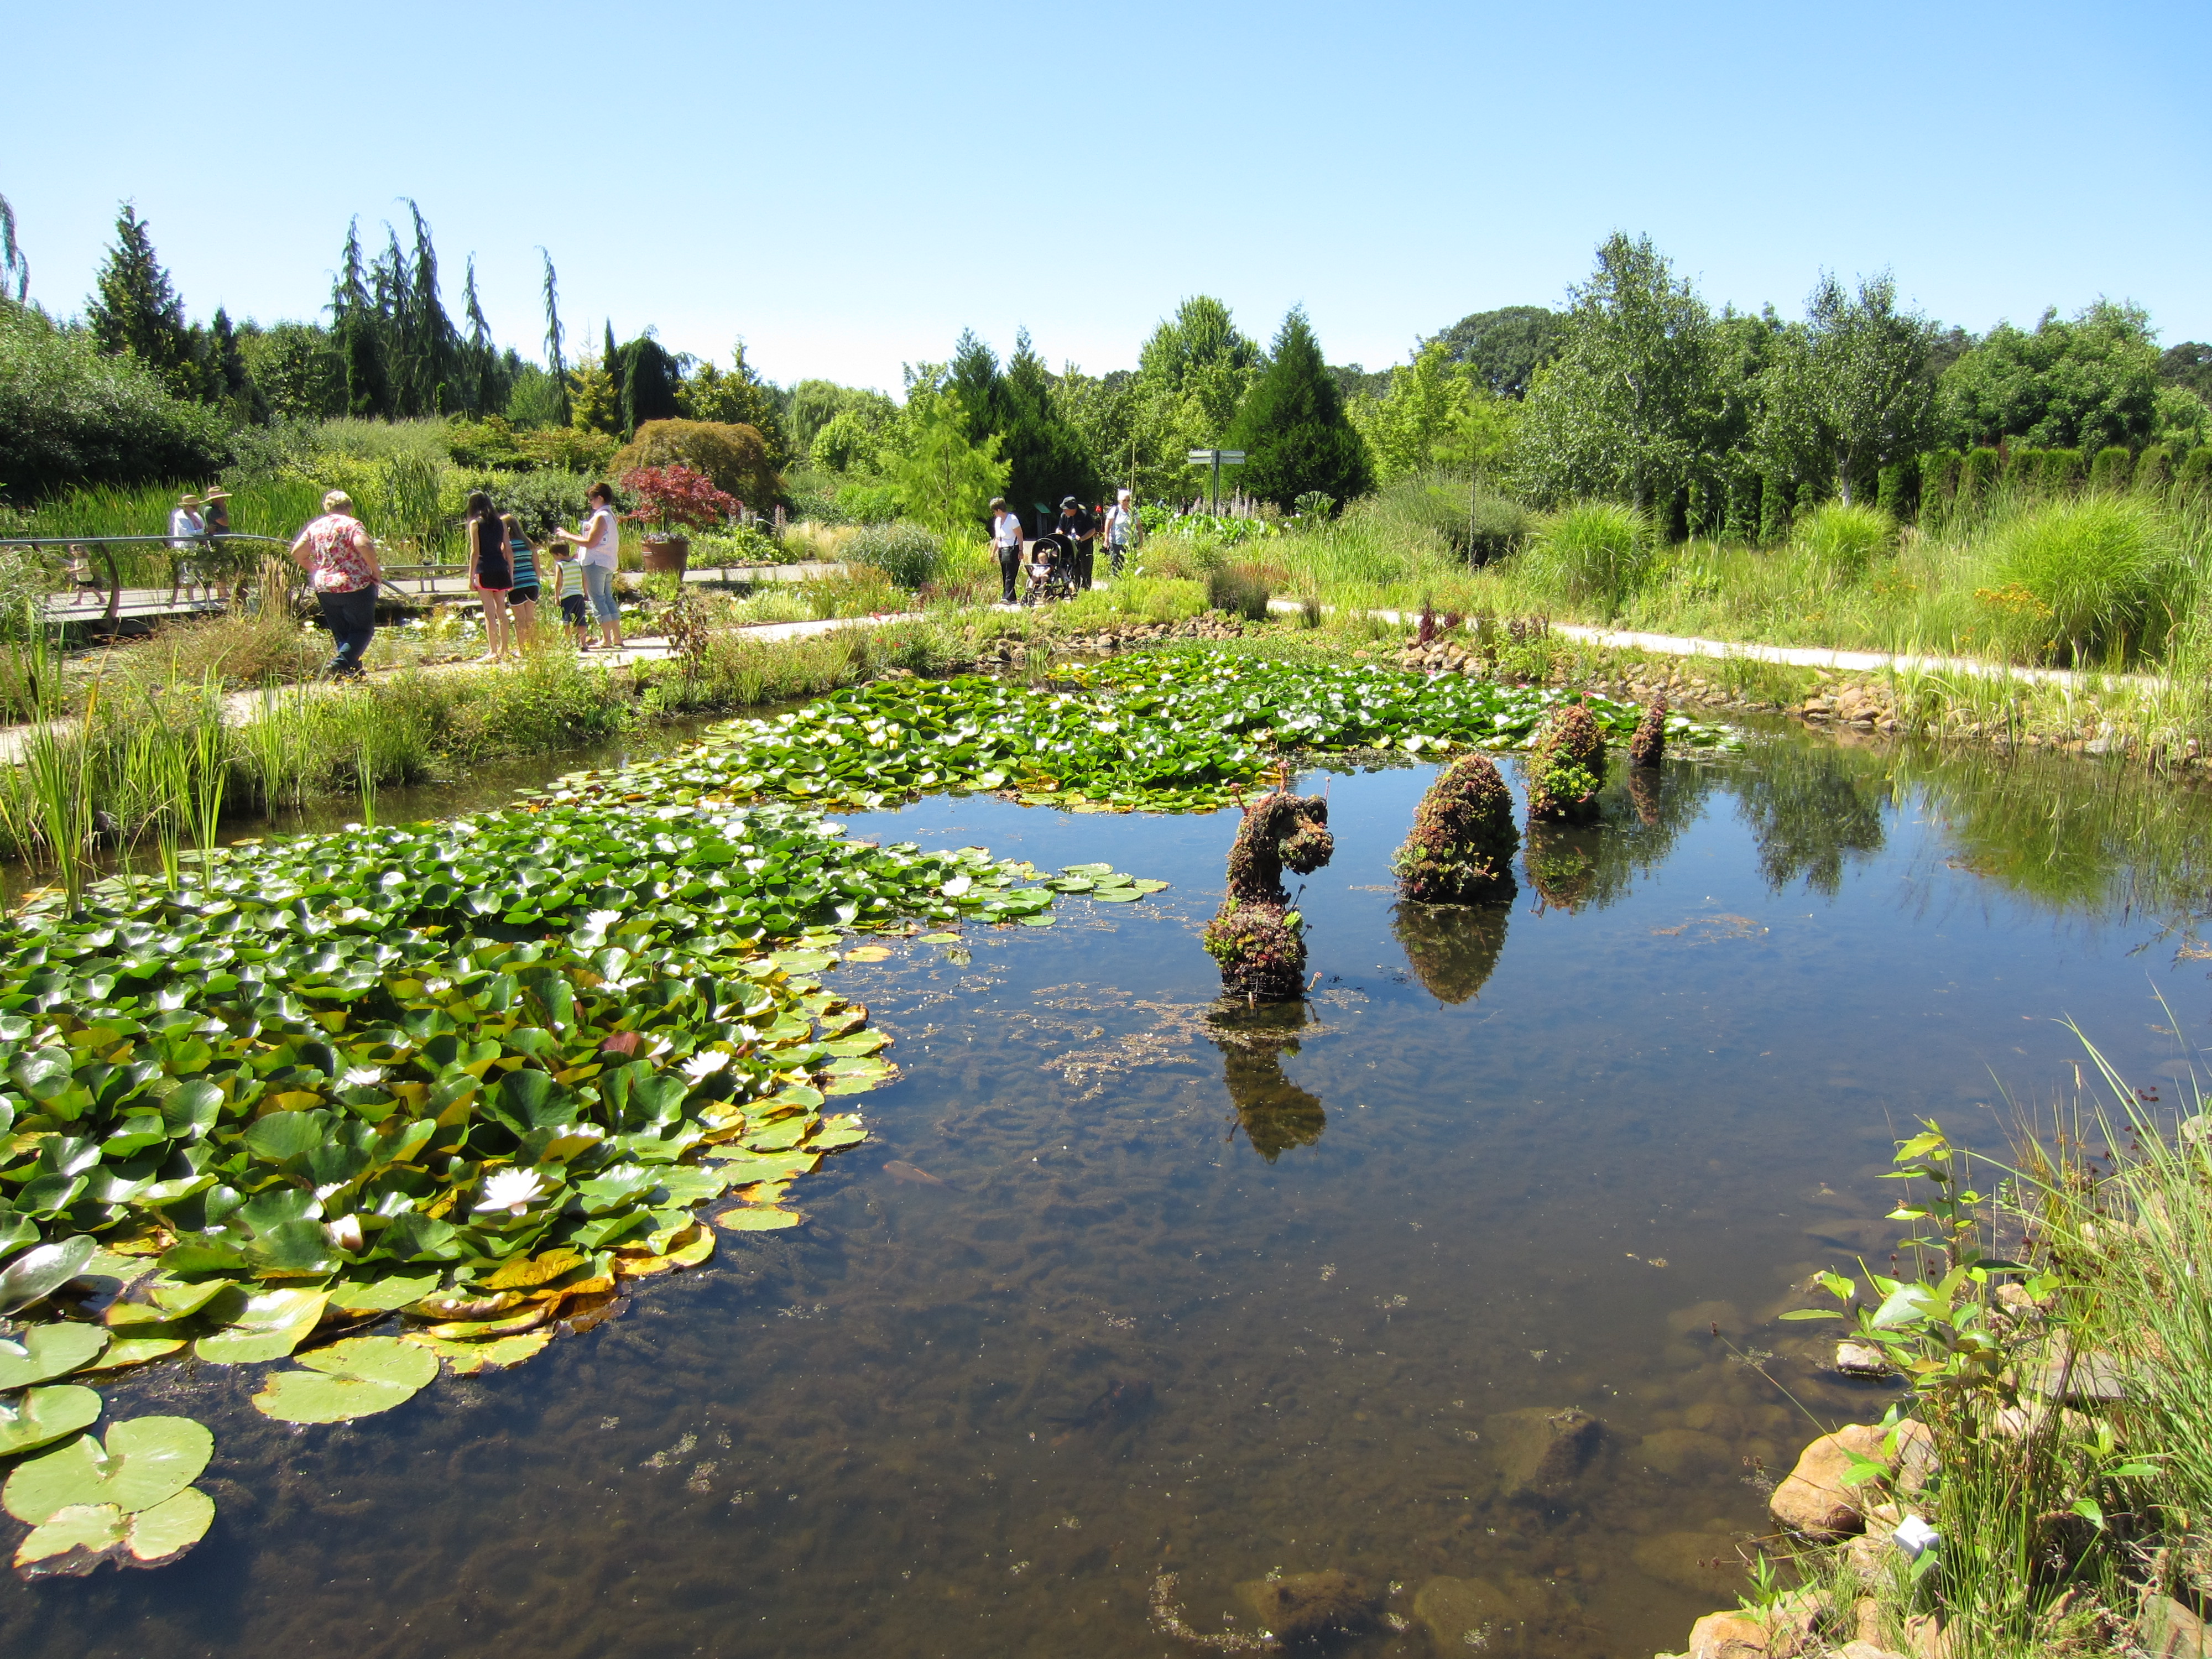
1391;901;1509;1004
1522;757;1718;914
1206;1001;1327;1161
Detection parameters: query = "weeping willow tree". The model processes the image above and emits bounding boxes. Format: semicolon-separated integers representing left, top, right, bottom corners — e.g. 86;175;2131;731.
0;190;27;304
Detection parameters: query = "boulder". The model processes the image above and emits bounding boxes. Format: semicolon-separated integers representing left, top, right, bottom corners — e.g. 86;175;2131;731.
1487;1405;1603;1498
1769;1423;1889;1538
1413;1576;1524;1655
1835;1340;1892;1378
1686;1610;1774;1658
2142;1593;2212;1659
1233;1570;1378;1642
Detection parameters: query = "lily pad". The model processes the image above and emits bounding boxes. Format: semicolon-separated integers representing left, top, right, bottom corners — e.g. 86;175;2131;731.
0;1236;96;1314
192;1288;328;1365
253;1337;438;1425
14;1487;215;1575
919;933;962;943
326;1271;441;1314
843;945;893;962
0;1323;108;1387
3;1416;213;1524
84;1336;186;1373
401;1329;552;1374
0;1385;102;1457
714;1207;802;1232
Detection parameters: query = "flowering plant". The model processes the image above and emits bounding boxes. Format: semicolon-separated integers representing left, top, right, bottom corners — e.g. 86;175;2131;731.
619;463;738;534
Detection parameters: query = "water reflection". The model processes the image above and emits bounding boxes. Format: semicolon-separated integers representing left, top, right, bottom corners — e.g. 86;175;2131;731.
1392;900;1509;1004
1206;1001;1327;1160
1733;742;1887;896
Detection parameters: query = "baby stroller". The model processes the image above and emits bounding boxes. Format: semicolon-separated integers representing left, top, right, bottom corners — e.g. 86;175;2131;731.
1022;531;1078;604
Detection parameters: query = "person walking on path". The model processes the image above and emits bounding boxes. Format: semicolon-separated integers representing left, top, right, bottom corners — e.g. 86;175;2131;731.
1103;489;1140;578
289;489;382;680
554;483;624;650
465;491;515;662
199;488;233;606
502;513;541;651
1056;496;1095;591
168;492;206;606
990;498;1024;605
551;545;590;648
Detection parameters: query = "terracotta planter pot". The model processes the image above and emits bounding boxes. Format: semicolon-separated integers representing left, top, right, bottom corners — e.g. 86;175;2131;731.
641;534;691;575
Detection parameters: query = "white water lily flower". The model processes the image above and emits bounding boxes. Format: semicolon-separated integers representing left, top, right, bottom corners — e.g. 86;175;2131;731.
586;909;623;929
682;1050;732;1082
474;1168;546;1216
322;1214;364;1251
342;1065;384;1088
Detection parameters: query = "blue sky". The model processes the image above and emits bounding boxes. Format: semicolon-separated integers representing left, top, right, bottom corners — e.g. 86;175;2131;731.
13;0;2208;393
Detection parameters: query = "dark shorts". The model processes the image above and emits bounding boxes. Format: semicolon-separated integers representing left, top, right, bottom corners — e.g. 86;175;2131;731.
508;584;540;606
475;552;512;589
560;593;588;623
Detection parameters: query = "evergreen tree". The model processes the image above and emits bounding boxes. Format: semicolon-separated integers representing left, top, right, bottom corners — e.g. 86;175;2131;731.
603;321;623;415
998;331;1095;511
86;203;199;397
1225;308;1372;510
680;342;790;468
462;257;504;416
615;332;684;435
948;330;1010;448
330;219;390;417
539;249;570;426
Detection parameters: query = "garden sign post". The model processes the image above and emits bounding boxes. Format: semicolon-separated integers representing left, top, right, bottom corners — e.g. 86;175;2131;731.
1187;449;1246;515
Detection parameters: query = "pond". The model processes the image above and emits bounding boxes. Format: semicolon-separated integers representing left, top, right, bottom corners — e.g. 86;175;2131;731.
3;722;2207;1657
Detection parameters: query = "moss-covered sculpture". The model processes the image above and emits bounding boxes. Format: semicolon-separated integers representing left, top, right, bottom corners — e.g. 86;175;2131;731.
1202;775;1334;1001
1391;753;1519;904
1629;693;1668;769
1525;703;1606;823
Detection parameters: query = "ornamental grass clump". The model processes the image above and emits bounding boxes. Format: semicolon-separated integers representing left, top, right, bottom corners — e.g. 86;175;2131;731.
1391;753;1518;904
842;521;943;591
1525;703;1606;823
1202;778;1334;1001
1981;494;2183;662
1794;500;1896;580
1531;501;1652;612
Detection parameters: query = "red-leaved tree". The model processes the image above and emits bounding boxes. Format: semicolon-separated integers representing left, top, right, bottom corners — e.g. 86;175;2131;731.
619;463;738;533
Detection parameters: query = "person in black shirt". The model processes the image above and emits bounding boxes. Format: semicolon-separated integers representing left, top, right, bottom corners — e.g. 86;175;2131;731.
1056;497;1095;590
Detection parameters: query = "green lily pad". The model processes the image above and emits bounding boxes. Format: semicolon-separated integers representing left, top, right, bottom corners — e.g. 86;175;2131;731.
918;933;962;943
253;1337;439;1425
0;1236;96;1315
3;1416;213;1524
1091;889;1145;902
769;951;837;973
400;1329;550;1374
0;1385;102;1457
13;1486;215;1575
0;1324;108;1387
84;1335;186;1373
192;1288;328;1365
326;1271;442;1314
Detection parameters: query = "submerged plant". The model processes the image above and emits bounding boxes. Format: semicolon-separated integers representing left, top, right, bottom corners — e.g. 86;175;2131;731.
1525;702;1606;823
1391;753;1518;904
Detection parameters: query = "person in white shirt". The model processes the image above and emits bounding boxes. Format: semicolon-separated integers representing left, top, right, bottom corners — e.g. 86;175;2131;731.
168;493;206;606
1103;489;1141;578
552;482;624;650
989;497;1024;604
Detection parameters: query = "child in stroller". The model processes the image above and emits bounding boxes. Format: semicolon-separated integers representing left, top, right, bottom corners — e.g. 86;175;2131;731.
1022;530;1078;603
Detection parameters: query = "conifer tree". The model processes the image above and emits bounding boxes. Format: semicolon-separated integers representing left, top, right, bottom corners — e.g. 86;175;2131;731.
539;249;570;426
0;190;27;304
87;203;199;397
1225;308;1372;509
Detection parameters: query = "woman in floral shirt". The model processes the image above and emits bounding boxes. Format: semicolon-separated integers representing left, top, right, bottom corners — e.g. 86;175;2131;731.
288;489;383;679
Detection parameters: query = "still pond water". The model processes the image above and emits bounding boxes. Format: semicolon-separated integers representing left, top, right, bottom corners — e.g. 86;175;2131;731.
4;724;2208;1657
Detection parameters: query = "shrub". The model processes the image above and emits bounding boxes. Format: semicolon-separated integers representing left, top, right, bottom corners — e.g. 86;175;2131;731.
842;521;942;589
1959;446;2001;506
833;478;901;524
1874;463;1909;518
1723;472;1757;543
487;469;595;538
1208;564;1272;620
2135;443;2174;492
611;419;778;506
1757;474;1790;545
802;563;905;619
2042;447;2083;490
2178;445;2212;495
1794;501;1896;579
2002;446;2044;490
1532;501;1651;609
1468;494;1533;566
1919;448;1964;520
2089;446;2133;491
1984;494;2183;660
0;305;232;497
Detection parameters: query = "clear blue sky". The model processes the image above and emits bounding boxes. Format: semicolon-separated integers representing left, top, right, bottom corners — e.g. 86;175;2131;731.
13;0;2209;393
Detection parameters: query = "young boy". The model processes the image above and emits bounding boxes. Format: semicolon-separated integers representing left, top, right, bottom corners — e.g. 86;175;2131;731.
551;545;591;648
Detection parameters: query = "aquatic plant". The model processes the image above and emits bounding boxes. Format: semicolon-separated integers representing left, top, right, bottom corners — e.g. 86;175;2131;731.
1525;702;1606;823
1627;693;1668;769
1390;752;1518;904
0;717;1169;1577
1202;775;1333;1001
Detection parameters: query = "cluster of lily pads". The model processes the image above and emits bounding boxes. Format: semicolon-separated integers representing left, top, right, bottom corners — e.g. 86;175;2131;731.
0;776;1165;1574
552;651;1734;817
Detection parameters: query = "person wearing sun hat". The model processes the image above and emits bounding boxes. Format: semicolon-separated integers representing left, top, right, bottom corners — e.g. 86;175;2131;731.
168;492;206;607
